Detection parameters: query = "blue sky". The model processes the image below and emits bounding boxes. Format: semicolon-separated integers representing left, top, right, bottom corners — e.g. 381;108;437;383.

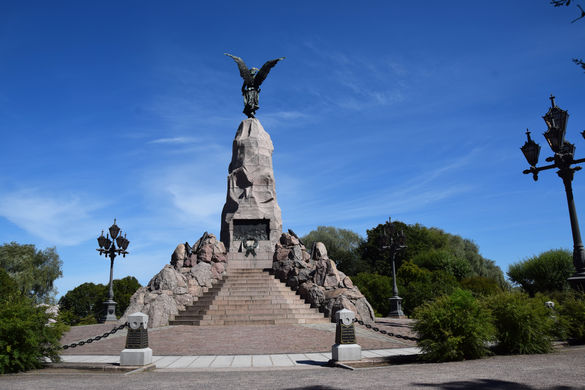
1;1;584;297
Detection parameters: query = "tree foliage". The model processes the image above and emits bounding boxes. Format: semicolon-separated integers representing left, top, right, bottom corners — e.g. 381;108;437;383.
507;249;574;296
0;242;62;304
301;226;367;275
58;276;141;325
0;269;67;373
359;220;507;288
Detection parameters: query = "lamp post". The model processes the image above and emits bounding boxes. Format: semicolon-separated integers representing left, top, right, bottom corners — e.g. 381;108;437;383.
521;95;585;290
382;217;407;318
96;219;130;323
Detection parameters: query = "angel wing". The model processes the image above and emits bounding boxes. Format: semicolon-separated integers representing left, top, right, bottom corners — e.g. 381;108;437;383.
254;57;285;88
225;53;255;86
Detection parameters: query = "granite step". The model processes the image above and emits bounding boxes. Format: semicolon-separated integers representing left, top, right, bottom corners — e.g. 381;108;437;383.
170;268;328;326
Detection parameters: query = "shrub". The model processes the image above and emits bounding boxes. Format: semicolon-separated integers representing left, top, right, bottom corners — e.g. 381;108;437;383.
413;289;495;362
484;292;554;355
0;269;67;373
507;249;573;296
461;276;503;297
555;291;585;344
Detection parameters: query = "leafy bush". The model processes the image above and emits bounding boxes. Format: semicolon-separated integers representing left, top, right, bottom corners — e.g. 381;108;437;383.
398;261;459;315
461;276;503;297
484;292;554;355
413;289;495;362
507;249;573;296
0;269;67;373
555;291;585;344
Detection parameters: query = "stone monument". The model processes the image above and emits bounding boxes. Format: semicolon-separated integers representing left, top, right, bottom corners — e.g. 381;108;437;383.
220;117;283;269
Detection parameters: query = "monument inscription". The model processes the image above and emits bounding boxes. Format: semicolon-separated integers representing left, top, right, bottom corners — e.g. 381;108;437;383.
233;219;270;241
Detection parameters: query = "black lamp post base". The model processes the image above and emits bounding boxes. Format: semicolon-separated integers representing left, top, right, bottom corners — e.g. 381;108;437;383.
568;274;585;292
101;300;118;323
387;296;406;318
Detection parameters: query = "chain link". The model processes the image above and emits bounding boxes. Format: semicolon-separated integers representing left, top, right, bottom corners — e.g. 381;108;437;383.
353;318;419;342
62;323;128;350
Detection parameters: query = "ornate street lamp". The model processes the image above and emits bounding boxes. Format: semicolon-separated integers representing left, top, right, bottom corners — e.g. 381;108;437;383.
521;95;585;290
382;217;407;318
96;219;130;323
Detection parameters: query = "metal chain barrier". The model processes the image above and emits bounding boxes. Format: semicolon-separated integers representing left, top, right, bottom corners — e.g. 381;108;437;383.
353;318;420;342
62;323;128;350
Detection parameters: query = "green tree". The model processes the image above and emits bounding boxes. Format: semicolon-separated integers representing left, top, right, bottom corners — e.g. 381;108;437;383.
507;249;574;296
59;276;141;325
359;220;507;288
0;242;62;303
352;273;393;316
58;282;104;325
301;226;367;275
0;269;67;373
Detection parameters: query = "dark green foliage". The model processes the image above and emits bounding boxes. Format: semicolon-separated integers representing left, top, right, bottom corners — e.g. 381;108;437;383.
484;292;554;355
301;226;367;275
59;276;141;325
413;289;495;362
359;221;507;288
461;276;503;297
58;282;103;325
397;261;459;315
507;249;574;296
351;273;393;316
554;291;585;344
411;249;472;281
0;242;63;303
0;269;67;374
112;276;141;317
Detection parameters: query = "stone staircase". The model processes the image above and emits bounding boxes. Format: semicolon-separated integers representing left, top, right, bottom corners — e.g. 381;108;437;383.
169;269;329;326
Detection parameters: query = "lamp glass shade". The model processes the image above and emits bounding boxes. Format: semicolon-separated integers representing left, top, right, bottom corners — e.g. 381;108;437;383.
104;237;112;250
109;222;120;239
521;132;541;166
121;237;130;251
543;126;565;153
97;232;107;248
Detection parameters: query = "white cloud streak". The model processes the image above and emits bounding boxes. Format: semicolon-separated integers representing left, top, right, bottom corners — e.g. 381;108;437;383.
0;190;106;246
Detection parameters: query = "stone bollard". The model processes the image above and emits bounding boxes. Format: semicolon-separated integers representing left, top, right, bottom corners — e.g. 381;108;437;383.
331;308;362;362
120;312;153;366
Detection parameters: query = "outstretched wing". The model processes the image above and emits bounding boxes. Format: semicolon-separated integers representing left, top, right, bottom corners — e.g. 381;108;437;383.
225;53;254;86
254;57;285;88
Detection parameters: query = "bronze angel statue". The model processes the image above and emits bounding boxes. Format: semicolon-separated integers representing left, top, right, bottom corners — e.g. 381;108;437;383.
225;53;285;118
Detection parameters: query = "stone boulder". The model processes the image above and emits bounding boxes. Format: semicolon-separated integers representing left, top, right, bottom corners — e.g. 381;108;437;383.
120;232;227;328
272;233;375;324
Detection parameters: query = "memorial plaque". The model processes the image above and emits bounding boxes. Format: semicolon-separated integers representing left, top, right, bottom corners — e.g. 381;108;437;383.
125;326;149;349
335;323;356;344
233;219;270;241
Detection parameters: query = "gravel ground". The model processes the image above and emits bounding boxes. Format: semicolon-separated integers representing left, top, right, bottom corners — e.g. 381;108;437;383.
2;345;585;389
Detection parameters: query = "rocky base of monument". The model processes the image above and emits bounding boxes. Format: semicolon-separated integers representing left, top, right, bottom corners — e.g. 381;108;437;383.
120;233;227;328
272;233;375;324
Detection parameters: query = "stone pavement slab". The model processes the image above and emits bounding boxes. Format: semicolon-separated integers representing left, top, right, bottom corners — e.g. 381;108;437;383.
58;347;420;370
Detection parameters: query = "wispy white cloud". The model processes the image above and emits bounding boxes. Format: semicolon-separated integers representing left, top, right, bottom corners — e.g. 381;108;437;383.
0;190;106;246
148;136;199;145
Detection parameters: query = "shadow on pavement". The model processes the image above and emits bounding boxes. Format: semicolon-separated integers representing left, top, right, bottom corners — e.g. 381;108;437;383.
293;360;329;367
413;379;577;390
